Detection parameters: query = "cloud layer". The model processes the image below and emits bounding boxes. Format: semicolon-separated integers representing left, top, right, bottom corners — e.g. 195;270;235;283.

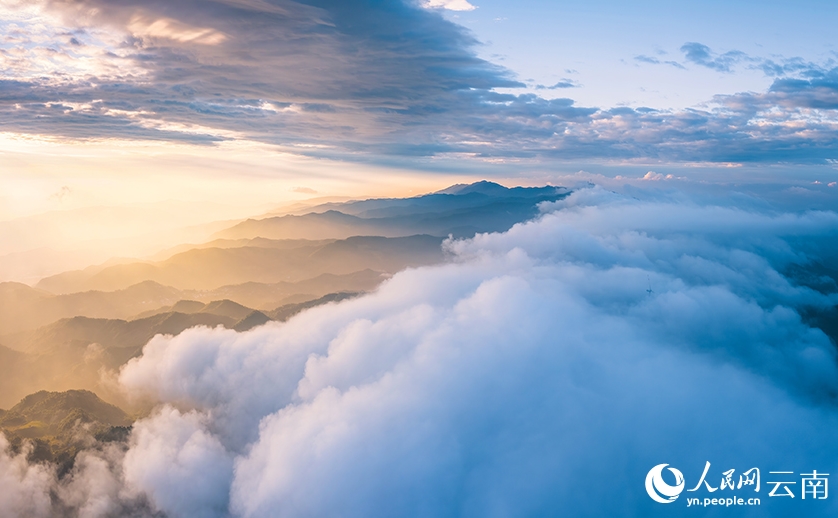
4;184;838;517
1;1;837;164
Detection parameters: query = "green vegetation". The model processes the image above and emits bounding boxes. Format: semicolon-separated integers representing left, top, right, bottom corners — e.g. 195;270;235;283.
0;390;132;475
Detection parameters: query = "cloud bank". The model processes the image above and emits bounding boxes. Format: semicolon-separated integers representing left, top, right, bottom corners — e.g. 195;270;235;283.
4;185;838;517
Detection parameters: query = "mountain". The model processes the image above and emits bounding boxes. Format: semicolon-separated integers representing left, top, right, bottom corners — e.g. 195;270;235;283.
214;211;387;240
0;181;570;469
0;390;130;432
150;237;336;261
288;181;568;218
135;298;256;321
11;312;240;356
267;292;360;321
195;269;387;310
0;271;387;337
0;390;131;471
36;235;443;293
0;280;183;336
0;309;246;408
215;182;569;241
0;282;53;334
234;310;272;332
0;290;364;408
0;345;27;407
434;180;561;196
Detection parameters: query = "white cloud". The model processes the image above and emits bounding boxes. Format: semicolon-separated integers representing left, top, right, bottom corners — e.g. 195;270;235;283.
57;448;125;518
122;406;234;518
0;435;54;518
423;0;477;11
127;15;227;45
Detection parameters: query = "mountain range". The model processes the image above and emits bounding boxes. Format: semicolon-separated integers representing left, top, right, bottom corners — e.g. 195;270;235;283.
217;182;568;240
0;181;572;417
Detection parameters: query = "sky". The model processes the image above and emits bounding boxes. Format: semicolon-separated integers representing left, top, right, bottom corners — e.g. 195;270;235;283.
453;0;837;109
0;0;837;268
3;3;838;516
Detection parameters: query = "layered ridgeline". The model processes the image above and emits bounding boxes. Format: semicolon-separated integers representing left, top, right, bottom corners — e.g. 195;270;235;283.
0;182;569;410
217;181;569;240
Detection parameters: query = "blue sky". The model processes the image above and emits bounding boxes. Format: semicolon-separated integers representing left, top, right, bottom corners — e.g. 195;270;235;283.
453;0;837;109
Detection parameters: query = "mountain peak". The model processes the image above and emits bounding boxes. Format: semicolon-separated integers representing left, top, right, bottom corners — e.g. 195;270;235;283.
6;389;130;428
434;180;508;196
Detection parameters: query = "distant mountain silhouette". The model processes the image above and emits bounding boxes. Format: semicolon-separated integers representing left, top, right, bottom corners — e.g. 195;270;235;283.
0;280;182;335
135;298;255;321
267;292;360;321
234;310;272;332
216;211;390;240
0;290;363;408
151;237;336;261
202;269;386;309
215;181;569;240
36;235;443;293
14;312;237;356
0;271;386;337
0;345;27;408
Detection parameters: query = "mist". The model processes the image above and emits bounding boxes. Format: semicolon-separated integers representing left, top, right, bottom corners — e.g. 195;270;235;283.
3;185;838;517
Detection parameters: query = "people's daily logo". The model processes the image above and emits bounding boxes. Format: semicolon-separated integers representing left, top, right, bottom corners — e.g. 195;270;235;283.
645;464;685;503
645;461;828;508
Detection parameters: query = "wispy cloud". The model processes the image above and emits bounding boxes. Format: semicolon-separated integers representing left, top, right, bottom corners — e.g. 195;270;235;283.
634;54;685;69
535;78;581;89
422;0;477;11
680;42;748;72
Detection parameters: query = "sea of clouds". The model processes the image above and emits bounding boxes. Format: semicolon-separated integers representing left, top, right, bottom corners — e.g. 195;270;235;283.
2;185;838;517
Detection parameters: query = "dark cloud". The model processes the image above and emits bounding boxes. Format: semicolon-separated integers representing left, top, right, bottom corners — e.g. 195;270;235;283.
768;67;838;109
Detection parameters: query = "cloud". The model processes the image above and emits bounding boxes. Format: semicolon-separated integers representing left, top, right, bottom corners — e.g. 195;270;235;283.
0;435;53;518
423;0;477;11
126;14;227;45
0;0;519;147
535;79;581;89
129;187;838;517
680;42;748;72
768;67;838;109
640;171;676;181
0;3;837;165
6;184;838;516
634;54;686;69
123;406;234;517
